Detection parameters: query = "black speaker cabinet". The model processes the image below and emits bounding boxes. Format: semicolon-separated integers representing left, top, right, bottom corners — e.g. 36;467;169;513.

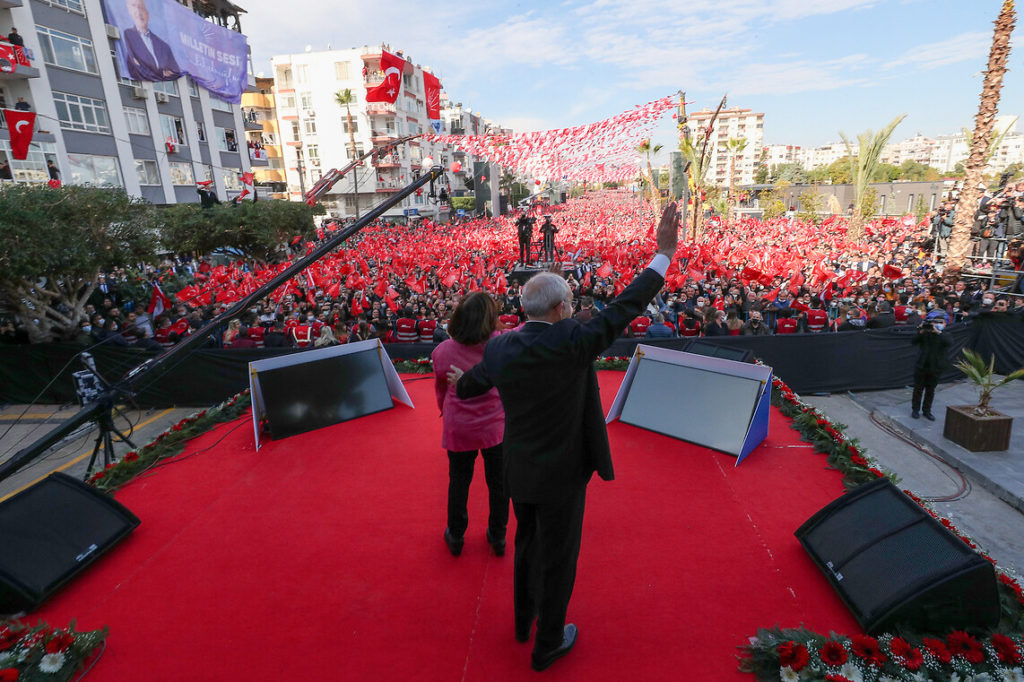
0;472;140;615
795;478;999;634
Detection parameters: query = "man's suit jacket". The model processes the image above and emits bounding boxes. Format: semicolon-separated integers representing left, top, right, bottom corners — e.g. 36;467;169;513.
123;27;180;82
457;268;664;504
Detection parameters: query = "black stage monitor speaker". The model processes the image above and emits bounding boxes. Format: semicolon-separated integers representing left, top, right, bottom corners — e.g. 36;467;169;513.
796;478;999;634
685;340;754;363
258;347;394;439
0;472;140;615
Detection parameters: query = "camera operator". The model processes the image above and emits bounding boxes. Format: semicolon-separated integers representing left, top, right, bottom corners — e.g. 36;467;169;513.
910;318;950;421
972;192;1004;265
516;213;535;265
998;185;1024;257
931;201;955;256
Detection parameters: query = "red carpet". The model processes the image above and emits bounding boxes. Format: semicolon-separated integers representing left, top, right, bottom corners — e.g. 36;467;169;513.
34;373;860;680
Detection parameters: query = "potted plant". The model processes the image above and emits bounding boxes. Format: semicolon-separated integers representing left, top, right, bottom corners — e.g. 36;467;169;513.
943;349;1024;451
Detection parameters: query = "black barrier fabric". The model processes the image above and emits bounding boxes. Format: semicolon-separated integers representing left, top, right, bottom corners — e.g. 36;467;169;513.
1;313;1022;407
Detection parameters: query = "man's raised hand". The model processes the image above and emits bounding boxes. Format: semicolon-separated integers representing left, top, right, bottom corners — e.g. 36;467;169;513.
656;201;679;258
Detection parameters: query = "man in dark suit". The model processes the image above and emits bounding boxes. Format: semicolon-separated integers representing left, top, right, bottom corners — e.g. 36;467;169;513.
450;202;679;672
123;0;181;82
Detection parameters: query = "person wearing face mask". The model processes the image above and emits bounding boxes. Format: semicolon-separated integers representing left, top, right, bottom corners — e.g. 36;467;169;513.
970;292;998;318
911;319;950;420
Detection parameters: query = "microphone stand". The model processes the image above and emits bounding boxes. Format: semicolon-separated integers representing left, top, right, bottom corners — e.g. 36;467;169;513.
0;166;446;485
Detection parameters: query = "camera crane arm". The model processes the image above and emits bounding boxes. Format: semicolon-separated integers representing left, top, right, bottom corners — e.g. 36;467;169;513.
302;134;422;206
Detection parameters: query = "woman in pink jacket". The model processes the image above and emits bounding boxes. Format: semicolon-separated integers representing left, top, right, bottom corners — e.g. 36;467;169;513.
432;292;508;557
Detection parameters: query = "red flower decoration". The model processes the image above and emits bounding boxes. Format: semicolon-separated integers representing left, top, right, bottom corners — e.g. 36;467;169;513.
923;637;951;664
991;633;1022;664
777;640;810;672
44;630;75;653
0;626;17;651
868;467;885;478
947;630;985;663
0;668;19;682
850;634;886;666
850;454;868;467
825;675;854;682
124;451;139;462
819;640;848;666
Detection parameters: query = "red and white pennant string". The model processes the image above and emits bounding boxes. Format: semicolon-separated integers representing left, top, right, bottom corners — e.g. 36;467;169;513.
423;96;676;183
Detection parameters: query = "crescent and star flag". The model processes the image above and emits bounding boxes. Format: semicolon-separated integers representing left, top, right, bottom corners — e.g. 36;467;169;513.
147;283;173;317
365;50;404;104
423;70;441;122
4;109;35;160
0;44;16;74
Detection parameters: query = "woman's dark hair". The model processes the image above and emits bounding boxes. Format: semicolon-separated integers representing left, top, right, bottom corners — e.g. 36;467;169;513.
448;292;498;345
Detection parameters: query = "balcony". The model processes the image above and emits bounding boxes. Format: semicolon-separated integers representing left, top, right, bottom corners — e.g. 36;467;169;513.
366;102;396;116
0;0;23;7
0;127;55;144
361;51;381;62
249;148;268;165
365;73;384;87
371;134;397;144
375;184;401;193
0;44;39;80
245;93;274;109
372;157;400;169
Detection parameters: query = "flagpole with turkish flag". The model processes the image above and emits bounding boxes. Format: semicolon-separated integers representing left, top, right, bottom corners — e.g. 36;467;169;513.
147;283;173;318
3;109;36;160
423;70;441;131
365;50;405;104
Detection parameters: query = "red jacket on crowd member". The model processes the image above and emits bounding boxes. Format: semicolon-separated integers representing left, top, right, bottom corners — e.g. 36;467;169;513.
291;324;312;348
395;317;418;342
284;318;299;329
499;313;520;327
154;327;174;348
805;309;828;333
776;317;798;334
417;319;437;342
247;326;266;348
629;316;651;337
894;305;910;325
678;318;701;337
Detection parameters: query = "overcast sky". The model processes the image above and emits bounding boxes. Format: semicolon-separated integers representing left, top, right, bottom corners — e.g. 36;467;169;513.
242;0;1023;164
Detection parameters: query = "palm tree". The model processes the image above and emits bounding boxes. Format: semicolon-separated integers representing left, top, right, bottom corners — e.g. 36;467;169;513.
840;114;906;241
637;139;663;209
335;89;361;217
679;133;712;238
948;1;1017;269
725;137;748;220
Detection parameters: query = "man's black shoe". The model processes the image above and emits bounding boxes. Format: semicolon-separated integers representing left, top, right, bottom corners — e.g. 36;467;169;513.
924;412;936;421
486;528;506;557
531;624;577;671
444;527;463;557
912;410;920;419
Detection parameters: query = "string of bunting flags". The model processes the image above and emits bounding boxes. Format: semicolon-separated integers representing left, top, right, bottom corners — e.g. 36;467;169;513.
423;96;677;183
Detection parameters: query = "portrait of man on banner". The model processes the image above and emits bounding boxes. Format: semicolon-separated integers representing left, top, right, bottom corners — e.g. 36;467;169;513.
122;0;181;81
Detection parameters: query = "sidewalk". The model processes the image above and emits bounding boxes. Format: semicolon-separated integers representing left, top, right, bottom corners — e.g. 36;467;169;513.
802;378;1024;577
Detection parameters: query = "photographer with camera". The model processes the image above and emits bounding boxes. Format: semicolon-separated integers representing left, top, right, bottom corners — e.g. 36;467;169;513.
516;212;535;265
931;200;955;256
910;317;950;421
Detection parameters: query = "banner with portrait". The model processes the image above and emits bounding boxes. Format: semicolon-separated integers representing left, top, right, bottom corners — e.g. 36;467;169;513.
102;0;249;102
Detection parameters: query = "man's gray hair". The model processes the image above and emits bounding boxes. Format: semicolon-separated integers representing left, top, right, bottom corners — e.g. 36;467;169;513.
522;273;570;318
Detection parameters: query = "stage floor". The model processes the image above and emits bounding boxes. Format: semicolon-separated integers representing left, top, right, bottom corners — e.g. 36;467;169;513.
35;372;860;680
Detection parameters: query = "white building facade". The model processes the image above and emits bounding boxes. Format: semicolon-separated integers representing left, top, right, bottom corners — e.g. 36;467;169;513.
688;106;764;187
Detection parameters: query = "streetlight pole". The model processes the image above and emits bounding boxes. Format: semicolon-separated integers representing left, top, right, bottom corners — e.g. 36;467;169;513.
295;142;306;199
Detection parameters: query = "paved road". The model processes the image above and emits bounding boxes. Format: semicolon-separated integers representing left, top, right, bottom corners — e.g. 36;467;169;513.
0;402;197;502
803;381;1024;577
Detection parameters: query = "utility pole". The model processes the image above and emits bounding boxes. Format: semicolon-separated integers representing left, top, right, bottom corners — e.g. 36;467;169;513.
295;142;306;199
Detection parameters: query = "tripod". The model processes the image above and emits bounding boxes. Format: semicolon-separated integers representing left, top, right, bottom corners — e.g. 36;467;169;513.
85;395;136;479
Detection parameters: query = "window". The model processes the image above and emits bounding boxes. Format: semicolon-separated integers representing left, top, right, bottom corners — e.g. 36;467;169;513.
37;26;97;74
290;121;300;141
346;144;364;160
160;115;187;145
276;67;292;89
168;162;194;185
0;140;57;182
135;159;160;185
335;62;350;80
402;74;413;90
124;107;149;135
223;168;242;190
196;121;206;142
216;127;238;151
187;78;200;98
113;50;140;86
342;118;359;134
48;0;85;13
67;154;123;187
303;119;317;135
295;64;308;84
279;94;295;109
300;92;313;109
305;144;319;166
53;92;110;133
268;157;283;170
210;96;232;113
153;80;178;97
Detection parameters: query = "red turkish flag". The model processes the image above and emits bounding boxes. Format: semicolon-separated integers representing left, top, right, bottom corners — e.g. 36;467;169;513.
882;264;902;280
423;70;441;121
596;262;613;278
240;171;255;186
4;109;35;160
0;44;16;74
365;50;405;104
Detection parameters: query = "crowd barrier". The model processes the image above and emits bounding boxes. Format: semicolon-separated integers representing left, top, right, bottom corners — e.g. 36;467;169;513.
1;312;1021;407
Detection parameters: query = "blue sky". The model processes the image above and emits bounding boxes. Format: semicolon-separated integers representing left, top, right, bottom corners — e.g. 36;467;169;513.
243;0;1023;164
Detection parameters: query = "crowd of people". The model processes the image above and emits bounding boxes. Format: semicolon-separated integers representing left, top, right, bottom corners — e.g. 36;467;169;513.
2;191;1022;350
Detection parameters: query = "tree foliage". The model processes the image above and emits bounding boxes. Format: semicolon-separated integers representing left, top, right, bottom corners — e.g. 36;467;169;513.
0;184;160;341
158;200;322;263
841;114;907;240
796;190;823;224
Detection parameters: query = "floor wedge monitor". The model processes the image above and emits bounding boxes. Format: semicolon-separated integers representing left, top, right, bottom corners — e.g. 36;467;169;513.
0;472;140;615
795;478;999;634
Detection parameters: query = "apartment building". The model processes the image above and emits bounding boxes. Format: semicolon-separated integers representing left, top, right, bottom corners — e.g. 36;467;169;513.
0;0;256;203
241;75;285;198
269;45;505;220
687;106;764;187
762;144;802;168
